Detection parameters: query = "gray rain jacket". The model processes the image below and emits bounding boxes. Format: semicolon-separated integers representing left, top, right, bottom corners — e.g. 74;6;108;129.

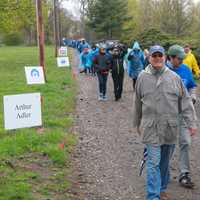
133;64;197;145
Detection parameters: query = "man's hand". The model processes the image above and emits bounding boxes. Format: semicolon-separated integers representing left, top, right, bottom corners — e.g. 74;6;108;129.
189;128;197;137
192;98;196;105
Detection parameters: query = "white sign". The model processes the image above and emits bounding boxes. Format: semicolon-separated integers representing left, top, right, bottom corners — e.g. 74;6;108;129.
58;47;68;56
57;57;70;67
25;66;45;84
3;93;42;130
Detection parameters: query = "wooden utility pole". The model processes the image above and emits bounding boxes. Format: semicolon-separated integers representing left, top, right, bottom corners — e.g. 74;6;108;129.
53;0;59;57
58;4;62;46
36;0;46;80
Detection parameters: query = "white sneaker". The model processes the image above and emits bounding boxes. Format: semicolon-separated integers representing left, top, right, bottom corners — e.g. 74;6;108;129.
102;95;107;101
98;94;103;101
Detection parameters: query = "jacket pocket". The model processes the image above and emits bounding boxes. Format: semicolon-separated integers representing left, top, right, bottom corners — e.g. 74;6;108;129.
141;120;156;143
163;119;178;143
141;119;154;128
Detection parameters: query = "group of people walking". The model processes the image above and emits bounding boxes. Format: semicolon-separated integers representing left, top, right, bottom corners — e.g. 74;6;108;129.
64;37;199;200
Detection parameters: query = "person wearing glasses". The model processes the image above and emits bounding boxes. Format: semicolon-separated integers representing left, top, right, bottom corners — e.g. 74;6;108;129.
133;45;197;200
167;45;197;189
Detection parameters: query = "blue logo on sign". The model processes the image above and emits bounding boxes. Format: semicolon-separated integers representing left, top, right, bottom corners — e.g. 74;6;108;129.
31;69;40;77
61;59;66;64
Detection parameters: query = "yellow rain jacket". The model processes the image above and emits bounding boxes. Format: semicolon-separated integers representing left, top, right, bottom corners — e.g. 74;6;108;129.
183;51;200;77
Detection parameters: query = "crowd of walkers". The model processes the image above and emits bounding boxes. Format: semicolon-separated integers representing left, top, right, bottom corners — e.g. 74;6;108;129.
63;37;199;200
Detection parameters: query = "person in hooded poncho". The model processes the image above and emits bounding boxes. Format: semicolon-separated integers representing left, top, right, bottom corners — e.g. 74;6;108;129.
128;41;145;90
79;48;91;74
78;39;90;53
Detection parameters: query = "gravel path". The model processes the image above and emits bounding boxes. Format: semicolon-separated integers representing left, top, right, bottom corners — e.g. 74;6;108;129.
72;50;200;200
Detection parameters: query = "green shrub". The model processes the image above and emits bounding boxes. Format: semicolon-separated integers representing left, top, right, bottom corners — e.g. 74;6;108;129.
3;32;23;46
135;28;172;49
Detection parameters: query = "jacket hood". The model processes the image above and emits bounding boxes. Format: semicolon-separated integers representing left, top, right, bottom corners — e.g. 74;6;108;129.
132;41;141;50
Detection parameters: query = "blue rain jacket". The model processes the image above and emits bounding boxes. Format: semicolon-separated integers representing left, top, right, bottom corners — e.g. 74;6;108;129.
79;51;90;70
78;42;90;53
167;62;197;90
127;42;145;79
87;48;99;68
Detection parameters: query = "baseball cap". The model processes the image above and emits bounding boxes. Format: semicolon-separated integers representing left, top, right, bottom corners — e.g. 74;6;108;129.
149;45;165;55
168;45;186;59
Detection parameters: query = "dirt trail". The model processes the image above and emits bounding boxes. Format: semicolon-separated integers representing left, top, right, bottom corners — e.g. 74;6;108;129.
72;50;200;200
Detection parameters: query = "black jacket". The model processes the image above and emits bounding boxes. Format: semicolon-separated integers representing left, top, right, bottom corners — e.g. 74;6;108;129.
111;56;124;75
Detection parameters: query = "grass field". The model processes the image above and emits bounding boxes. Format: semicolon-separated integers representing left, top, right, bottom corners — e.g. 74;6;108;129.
0;46;77;200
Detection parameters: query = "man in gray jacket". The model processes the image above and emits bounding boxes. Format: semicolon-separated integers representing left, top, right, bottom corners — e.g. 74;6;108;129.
133;45;197;200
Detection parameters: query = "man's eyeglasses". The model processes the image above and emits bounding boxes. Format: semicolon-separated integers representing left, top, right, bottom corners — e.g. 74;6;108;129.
177;57;183;61
151;53;164;58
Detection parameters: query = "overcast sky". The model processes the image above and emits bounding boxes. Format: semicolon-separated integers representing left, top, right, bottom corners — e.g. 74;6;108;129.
61;0;200;19
61;0;80;19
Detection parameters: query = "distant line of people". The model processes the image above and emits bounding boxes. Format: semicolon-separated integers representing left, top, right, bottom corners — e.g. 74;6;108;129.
63;38;199;102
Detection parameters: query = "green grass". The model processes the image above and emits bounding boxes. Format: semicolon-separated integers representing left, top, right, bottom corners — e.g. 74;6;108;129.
0;46;77;199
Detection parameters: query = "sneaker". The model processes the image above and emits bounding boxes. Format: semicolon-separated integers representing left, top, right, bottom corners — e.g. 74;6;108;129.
102;95;107;101
98;96;103;101
179;173;194;189
160;192;171;200
80;69;85;73
98;93;103;101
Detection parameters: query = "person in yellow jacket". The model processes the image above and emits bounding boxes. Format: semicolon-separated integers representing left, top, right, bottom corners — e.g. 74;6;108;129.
183;44;200;78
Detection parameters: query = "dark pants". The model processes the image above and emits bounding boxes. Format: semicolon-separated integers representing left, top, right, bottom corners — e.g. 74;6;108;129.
97;72;108;96
112;72;124;100
132;78;137;90
91;64;96;76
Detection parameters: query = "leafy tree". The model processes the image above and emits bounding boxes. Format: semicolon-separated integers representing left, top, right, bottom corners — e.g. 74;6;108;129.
87;0;128;39
158;0;193;36
121;0;139;43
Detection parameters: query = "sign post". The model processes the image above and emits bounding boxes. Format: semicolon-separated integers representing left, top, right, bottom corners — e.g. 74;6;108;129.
36;0;46;81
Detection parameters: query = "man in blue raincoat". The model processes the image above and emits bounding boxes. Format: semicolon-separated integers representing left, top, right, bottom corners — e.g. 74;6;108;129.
128;41;145;90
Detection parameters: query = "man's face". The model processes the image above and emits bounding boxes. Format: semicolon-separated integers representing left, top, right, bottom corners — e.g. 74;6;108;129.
100;48;106;54
170;56;183;68
149;52;165;69
113;49;119;56
184;47;190;54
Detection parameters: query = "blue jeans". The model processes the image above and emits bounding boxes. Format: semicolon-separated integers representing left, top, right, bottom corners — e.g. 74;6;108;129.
146;144;174;200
